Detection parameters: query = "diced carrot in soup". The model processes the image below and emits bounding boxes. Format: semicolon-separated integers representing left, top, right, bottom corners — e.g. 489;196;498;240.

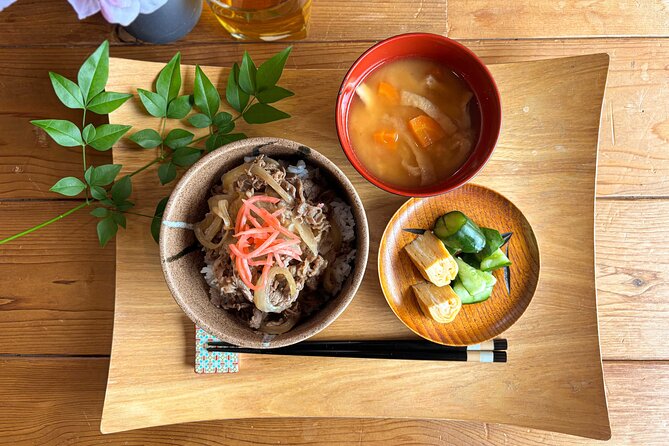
348;58;478;189
408;115;446;148
373;130;399;149
377;81;400;103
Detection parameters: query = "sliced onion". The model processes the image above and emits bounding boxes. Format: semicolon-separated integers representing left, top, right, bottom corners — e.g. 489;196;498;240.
328;216;342;252
407;140;437;187
208;195;233;230
203;213;222;240
399;146;422;178
260;313;300;334
355;83;374;108
251;164;294;204
253;266;297;313
389;116;437;187
400;90;457;135
222;163;251;193
229;196;243;228
293;218;318;256
195;213;225;250
322;267;336;294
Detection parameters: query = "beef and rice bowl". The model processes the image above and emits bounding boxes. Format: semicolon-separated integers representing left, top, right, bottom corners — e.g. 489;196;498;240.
196;155;357;335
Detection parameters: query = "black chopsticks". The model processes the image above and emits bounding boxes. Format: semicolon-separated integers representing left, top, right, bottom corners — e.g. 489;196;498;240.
206;339;507;362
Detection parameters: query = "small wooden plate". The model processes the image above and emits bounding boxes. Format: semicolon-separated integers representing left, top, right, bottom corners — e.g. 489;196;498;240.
378;183;540;346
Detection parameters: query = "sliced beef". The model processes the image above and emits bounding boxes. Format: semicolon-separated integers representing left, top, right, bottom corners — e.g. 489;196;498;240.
267;276;299;312
249;308;265;329
203;155;353;334
305;255;328;290
290;254;328;291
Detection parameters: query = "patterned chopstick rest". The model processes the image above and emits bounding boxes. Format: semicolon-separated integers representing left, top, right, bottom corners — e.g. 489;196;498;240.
195;327;239;374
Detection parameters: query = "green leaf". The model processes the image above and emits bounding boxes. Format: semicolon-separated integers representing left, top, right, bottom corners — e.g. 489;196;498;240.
217;120;234;134
91;207;109;218
239;52;257;95
193;66;220;119
256;86;294;104
172;147;201;167
221;132;247;144
243;103;290;124
156;53;181;103
49;72;84;109
50;177;86;197
187;113;212;128
226;63;249;113
82;124;96;144
87;91;133;114
166;95;192;119
112;211;127;229
205;133;220;152
151;196;170;243
116;200;134;212
90;164;122;186
256;47;291;92
164;128;194;149
96;216;118;247
31;119;83;147
137;88;167;118
212;112;233;132
84;166;94;185
205;132;247;152
111;175;132;204
87;124;131;151
78;41;109;104
158;162;176;185
91;185;108;201
129;128;162;149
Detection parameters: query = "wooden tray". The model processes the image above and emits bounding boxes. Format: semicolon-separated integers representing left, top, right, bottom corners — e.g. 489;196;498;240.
101;53;611;439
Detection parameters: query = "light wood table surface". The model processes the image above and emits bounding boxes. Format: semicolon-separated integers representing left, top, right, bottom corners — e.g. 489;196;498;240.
0;1;667;444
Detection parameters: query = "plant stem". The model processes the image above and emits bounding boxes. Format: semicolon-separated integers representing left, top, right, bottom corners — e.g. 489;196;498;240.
191;134;209;145
81;108;90;203
159;117;167;158
0;201;89;245
129;157;161;177
81;108;88;173
233;98;255;122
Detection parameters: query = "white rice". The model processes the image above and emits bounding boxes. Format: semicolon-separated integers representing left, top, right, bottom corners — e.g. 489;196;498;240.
329;249;357;295
201;264;222;305
330;199;355;243
287;159;308;177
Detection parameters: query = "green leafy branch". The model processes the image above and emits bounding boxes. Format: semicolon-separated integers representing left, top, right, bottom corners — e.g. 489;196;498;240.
0;41;293;247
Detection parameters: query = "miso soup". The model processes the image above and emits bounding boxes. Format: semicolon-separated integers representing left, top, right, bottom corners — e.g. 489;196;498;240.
348;58;479;190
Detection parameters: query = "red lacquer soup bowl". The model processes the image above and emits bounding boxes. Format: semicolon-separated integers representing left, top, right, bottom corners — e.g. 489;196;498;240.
335;33;502;197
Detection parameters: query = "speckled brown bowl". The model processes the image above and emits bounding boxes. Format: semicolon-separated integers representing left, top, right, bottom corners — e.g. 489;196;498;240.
159;137;370;348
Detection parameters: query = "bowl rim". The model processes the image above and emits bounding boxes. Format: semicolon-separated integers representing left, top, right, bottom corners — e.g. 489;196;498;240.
159;137;370;348
335;32;501;197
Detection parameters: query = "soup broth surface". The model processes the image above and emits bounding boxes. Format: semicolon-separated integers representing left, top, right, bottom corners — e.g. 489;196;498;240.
348;58;478;190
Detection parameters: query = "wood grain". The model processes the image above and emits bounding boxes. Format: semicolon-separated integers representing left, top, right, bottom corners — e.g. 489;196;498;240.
0;357;666;445
448;0;669;39
1;53;666;359
2;38;668;199
4;0;669;46
0;0;665;444
0;0;448;46
379;185;540;345
100;55;610;437
1;198;665;360
596;199;669;360
0;201;114;355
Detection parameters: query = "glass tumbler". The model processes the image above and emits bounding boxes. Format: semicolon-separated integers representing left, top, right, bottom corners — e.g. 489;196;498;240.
206;0;312;41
